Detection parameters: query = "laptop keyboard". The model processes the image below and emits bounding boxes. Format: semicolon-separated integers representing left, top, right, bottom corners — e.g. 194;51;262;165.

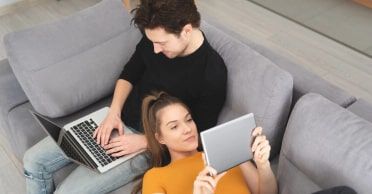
71;119;118;166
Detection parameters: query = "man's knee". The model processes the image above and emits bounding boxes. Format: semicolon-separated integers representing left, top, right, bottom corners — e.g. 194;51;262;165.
23;147;41;172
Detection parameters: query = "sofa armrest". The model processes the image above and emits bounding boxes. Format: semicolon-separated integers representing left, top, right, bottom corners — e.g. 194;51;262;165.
347;98;372;123
0;58;28;132
0;58;29;159
278;93;372;194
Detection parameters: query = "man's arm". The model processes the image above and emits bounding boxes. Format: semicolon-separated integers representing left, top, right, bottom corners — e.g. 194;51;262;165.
109;79;133;118
94;37;147;146
94;79;133;146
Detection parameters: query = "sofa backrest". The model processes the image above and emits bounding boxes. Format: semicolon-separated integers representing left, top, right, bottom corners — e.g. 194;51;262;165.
4;0;141;118
201;22;293;157
278;93;372;194
202;15;356;109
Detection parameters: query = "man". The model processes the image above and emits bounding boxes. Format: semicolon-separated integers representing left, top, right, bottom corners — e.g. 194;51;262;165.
23;0;227;193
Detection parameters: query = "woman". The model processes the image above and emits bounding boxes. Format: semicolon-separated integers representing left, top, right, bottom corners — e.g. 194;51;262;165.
133;91;277;194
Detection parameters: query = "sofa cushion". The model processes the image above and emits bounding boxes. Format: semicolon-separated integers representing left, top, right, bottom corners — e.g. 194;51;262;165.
202;15;356;108
3;0;141;118
347;98;372;123
278;93;372;194
6;96;111;161
201;22;293;157
0;59;29;155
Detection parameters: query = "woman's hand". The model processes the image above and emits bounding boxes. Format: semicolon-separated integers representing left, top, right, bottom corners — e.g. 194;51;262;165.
193;166;226;194
251;127;271;167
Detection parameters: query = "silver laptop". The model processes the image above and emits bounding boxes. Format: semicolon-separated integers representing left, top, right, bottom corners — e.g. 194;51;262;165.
31;107;144;173
201;113;256;173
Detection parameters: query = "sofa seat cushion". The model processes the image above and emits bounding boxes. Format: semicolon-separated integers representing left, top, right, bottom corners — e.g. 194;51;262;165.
278;93;372;194
201;21;293;157
4;0;141;118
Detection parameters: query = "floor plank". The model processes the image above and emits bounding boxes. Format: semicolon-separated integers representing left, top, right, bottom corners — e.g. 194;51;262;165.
198;0;372;104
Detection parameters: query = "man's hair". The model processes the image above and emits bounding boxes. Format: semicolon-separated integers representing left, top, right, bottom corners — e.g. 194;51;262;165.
132;0;201;35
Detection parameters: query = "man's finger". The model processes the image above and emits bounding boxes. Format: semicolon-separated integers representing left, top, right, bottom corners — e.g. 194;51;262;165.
104;127;113;146
118;123;124;136
112;150;128;157
103;141;122;150
109;135;122;143
93;126;100;138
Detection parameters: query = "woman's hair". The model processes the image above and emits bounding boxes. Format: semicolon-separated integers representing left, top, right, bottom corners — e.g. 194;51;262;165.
131;0;201;35
131;91;191;194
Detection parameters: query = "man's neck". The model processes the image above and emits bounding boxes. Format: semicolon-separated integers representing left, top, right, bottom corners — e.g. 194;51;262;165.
181;29;204;57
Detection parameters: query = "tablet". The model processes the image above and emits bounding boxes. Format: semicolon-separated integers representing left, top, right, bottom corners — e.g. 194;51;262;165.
201;113;256;173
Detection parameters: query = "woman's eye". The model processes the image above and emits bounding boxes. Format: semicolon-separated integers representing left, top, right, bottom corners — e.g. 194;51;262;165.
187;118;193;122
171;125;177;130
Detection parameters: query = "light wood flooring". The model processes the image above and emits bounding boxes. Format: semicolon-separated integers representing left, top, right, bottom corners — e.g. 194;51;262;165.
0;0;372;193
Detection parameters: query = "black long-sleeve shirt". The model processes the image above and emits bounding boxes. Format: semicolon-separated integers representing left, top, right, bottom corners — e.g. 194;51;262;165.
119;35;227;133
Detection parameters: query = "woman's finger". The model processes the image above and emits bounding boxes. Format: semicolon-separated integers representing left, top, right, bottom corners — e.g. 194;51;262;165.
252;135;266;152
199;166;217;177
251;127;263;137
196;175;216;188
194;179;214;193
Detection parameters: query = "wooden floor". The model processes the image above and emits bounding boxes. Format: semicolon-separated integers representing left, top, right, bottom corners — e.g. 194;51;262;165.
249;0;372;57
197;0;372;104
0;0;371;193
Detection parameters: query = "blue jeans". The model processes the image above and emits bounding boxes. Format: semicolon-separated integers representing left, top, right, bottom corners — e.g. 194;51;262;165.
23;136;149;194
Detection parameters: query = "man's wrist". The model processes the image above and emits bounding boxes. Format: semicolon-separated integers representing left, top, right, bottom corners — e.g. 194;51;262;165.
109;107;121;117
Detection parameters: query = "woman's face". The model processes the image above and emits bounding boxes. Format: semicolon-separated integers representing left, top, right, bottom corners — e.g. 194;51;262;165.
156;103;199;155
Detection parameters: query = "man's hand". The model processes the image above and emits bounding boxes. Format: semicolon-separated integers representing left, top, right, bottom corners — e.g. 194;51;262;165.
103;133;147;157
93;111;124;146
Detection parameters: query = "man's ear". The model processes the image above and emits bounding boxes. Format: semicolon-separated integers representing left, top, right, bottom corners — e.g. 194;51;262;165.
155;132;165;144
181;24;193;38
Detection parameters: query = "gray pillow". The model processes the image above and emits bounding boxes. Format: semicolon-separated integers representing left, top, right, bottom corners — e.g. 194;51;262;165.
201;21;293;157
278;93;372;194
4;0;141;118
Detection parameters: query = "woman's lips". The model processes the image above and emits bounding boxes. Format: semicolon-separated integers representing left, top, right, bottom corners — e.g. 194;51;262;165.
184;135;195;142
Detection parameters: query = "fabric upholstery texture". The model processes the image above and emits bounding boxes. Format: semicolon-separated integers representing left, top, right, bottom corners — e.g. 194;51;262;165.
0;59;29;154
4;0;141;118
347;98;372;123
202;15;356;108
202;22;293;157
278;93;372;194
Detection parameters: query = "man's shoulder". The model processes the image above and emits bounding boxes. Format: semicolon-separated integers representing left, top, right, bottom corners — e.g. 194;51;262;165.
203;39;226;68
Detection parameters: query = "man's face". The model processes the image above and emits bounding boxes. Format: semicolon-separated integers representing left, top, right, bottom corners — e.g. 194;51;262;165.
145;27;189;59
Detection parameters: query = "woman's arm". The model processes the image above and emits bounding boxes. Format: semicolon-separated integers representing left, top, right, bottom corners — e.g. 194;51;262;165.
239;127;278;194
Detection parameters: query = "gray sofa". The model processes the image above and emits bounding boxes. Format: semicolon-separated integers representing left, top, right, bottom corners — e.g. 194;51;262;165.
0;0;371;193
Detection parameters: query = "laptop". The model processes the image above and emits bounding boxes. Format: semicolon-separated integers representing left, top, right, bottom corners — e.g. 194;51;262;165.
201;113;256;174
30;107;144;173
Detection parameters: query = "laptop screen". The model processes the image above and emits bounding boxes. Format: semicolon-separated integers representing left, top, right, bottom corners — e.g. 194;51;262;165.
33;113;62;142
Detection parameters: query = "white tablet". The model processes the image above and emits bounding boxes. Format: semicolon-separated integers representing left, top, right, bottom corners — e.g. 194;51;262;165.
201;113;256;173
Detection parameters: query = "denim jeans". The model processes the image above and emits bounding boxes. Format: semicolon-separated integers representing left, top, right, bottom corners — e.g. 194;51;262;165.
23;136;149;194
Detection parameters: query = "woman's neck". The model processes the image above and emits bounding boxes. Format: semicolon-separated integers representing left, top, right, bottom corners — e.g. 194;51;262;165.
169;149;198;162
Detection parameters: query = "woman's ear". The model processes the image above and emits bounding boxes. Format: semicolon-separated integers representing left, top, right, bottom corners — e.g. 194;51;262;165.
155;132;165;144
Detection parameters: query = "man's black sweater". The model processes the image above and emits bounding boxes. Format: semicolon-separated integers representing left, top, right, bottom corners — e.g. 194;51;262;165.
120;35;227;133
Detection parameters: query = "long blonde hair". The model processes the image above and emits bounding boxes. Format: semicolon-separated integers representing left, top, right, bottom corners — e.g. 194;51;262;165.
132;91;191;194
